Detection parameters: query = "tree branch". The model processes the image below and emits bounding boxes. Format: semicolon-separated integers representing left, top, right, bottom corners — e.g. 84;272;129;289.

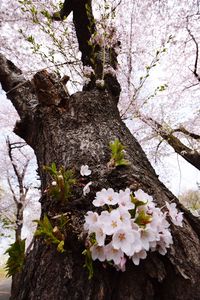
140;115;200;170
0;53;38;120
53;0;96;66
7;174;18;205
173;126;200;140
186;16;200;82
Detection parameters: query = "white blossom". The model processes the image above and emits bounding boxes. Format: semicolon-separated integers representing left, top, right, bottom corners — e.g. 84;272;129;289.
125;229;142;256
105;242;124;265
139;227;156;251
83;187;179;270
83;181;92;196
51;181;57;186
90;245;106;262
80;165;92;176
99;209;122;235
118;208;132;228
112;228;135;255
118;188;135;210
92;225;106;246
116;256;127;272
131;250;147;265
157;229;173;255
84;211;99;231
165;202;183;226
93;188;119;207
134;189;153;204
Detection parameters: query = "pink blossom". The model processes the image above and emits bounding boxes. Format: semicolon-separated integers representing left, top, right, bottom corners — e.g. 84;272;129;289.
134;189;153;204
92;225;106;246
118;188;135;210
116;256;127;272
131;250;147;265
139;227;156;251
165;202;183;227
90;245;106;262
84;211;99;231
93;188;119;207
112;228;135;255
105;242;124;265
99;209;122;235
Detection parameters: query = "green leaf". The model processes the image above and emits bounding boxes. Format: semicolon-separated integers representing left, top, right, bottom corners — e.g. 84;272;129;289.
5;239;26;277
44;163;76;201
34;215;65;252
27;35;34;43
41;9;51;20
82;249;94;280
57;240;65;253
135;210;152;226
130;194;147;207
108;139;130;167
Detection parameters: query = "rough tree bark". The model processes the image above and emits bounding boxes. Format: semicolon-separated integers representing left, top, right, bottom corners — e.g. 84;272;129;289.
0;52;200;300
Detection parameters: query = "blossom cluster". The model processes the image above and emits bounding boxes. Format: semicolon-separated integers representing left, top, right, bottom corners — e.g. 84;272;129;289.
84;188;183;271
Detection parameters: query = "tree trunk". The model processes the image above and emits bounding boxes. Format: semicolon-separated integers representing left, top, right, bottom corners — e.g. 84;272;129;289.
0;54;200;300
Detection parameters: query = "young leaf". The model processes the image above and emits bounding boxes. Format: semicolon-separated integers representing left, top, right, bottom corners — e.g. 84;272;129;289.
82;249;94;280
108;139;129;167
5;239;26;277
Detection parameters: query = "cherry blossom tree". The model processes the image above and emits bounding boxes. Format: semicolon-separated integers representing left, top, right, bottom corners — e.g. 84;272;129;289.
0;1;200;299
0;0;199;193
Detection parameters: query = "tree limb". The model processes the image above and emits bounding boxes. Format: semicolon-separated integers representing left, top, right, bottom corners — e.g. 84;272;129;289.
53;0;96;66
0;53;38;120
140;115;200;170
186;16;200;82
173;126;200;140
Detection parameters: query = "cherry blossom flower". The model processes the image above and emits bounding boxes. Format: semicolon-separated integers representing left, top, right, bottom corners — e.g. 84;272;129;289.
83;181;92;196
83;187;180;271
51;181;57;186
148;208;169;238
90;245;106;262
116;256;127;272
125;229;142;256
118;188;135;210
131;250;147;265
139;227;156;251
118;208;132;229
99;209;122;235
157;229;173;255
84;211;99;231
105;242;124;265
134;189;153;204
165;202;183;227
93;188;119;207
92;225;106;246
112;228;135;255
80;165;92;176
